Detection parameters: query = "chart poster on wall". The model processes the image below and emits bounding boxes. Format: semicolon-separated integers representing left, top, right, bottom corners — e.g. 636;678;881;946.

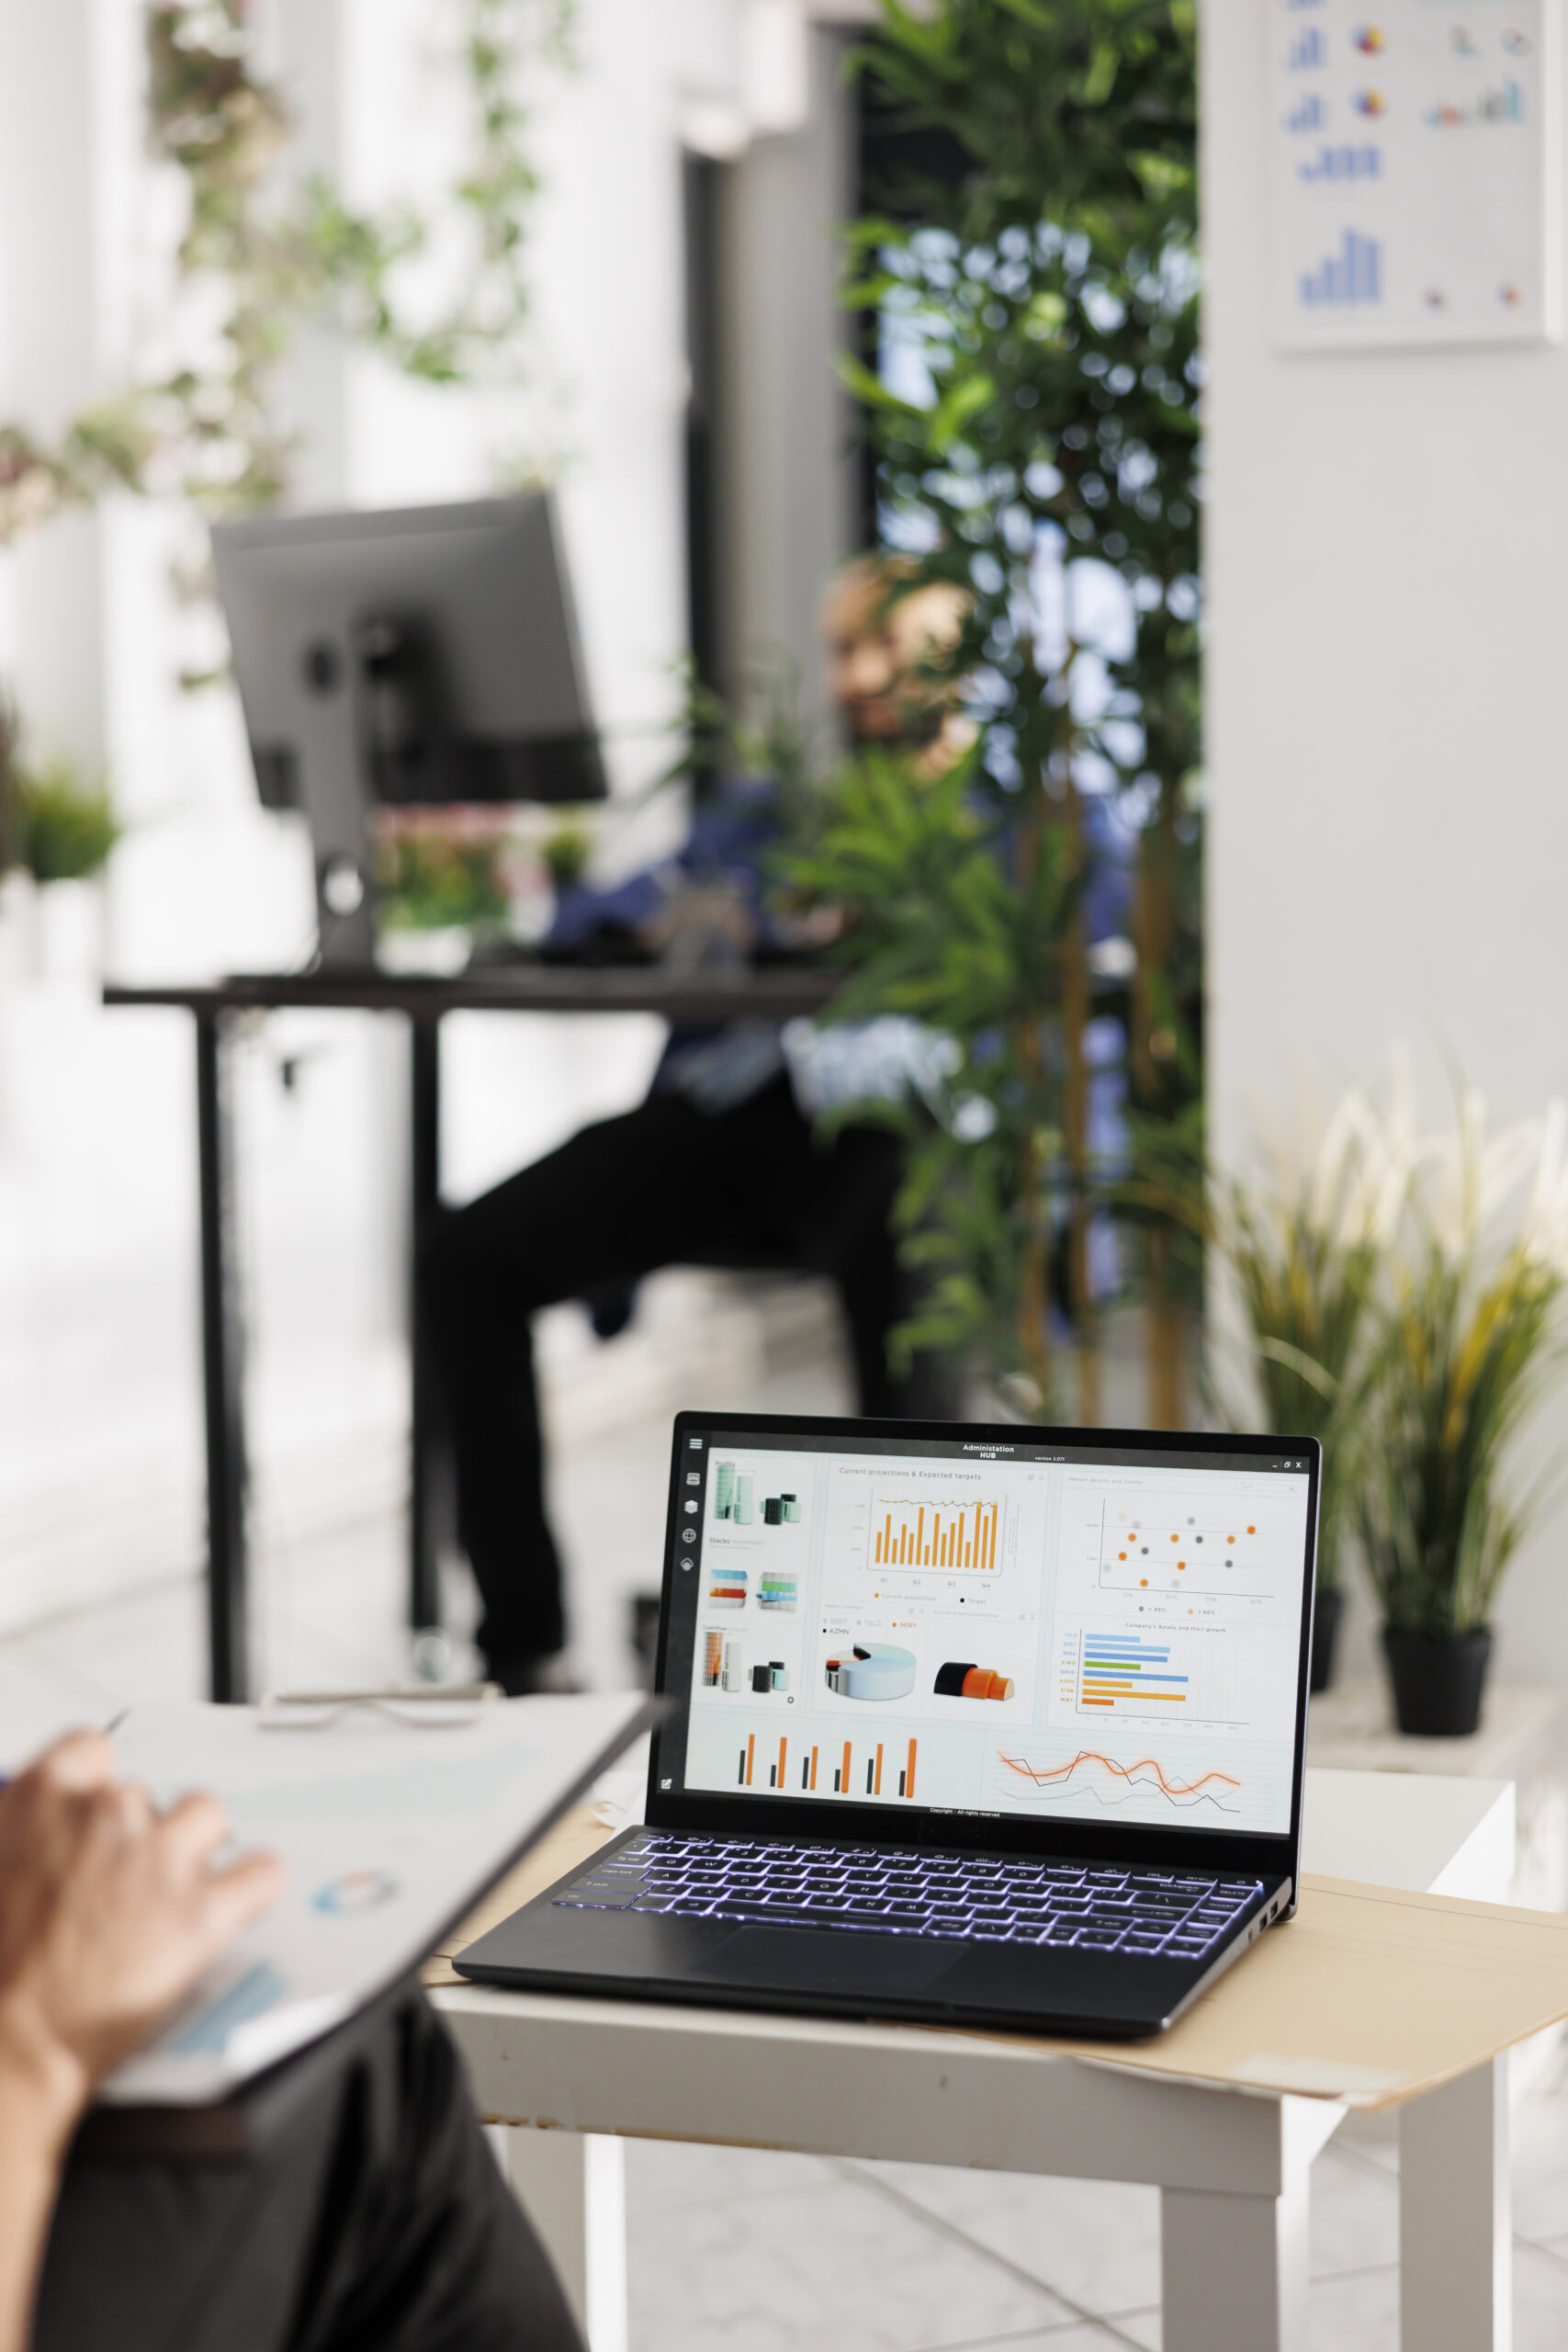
1270;0;1562;349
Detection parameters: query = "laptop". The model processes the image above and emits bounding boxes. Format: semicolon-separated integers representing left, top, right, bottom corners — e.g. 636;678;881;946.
457;1410;1320;2040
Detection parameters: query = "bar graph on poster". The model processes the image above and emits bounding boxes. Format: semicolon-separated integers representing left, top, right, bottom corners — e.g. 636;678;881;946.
1269;0;1561;347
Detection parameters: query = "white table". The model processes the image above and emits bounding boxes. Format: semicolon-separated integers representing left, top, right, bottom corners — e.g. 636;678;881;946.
1311;1678;1562;1913
434;1767;1519;2352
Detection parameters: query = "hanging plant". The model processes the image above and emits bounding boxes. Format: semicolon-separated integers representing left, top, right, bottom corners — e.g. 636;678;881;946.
0;0;573;544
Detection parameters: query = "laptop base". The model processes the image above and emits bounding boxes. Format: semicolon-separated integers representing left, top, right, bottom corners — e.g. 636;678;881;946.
456;1834;1286;2041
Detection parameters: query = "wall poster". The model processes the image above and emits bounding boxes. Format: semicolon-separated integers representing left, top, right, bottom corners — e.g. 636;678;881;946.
1269;0;1562;348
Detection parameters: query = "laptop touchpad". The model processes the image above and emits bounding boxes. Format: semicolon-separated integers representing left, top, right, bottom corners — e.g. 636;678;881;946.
703;1927;961;1996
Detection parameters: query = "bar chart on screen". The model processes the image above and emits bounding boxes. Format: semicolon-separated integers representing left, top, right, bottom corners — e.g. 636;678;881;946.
846;1487;1012;1573
1061;1623;1246;1726
731;1732;923;1799
871;1494;999;1568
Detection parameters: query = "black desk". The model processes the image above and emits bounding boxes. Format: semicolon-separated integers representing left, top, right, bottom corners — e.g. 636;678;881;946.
104;967;839;1701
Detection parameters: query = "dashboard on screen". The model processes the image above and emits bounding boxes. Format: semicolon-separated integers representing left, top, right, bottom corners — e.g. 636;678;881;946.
655;1428;1314;1839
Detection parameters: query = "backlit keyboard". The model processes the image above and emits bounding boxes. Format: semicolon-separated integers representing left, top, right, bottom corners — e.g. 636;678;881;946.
554;1833;1266;1959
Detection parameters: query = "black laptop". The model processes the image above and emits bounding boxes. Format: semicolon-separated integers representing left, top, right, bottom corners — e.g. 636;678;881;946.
457;1410;1320;2039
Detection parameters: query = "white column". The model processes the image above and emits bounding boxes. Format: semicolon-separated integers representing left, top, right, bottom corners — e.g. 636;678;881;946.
721;23;859;732
1400;2053;1512;2352
503;2128;628;2352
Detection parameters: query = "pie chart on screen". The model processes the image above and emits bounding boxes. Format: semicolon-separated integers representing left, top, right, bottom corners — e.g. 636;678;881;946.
312;1870;399;1916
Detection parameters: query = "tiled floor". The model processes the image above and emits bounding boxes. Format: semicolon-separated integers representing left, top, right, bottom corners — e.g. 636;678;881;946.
5;1330;1568;2351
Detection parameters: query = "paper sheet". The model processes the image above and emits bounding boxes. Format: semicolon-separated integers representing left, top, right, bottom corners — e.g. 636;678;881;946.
102;1691;649;2105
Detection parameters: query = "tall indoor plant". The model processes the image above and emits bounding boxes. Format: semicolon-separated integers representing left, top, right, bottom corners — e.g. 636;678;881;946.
827;0;1201;1419
1362;1097;1568;1736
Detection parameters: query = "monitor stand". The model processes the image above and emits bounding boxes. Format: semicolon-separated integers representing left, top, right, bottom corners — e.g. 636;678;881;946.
294;631;377;969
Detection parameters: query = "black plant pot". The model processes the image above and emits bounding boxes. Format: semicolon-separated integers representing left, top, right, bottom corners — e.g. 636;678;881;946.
1382;1625;1493;1737
1309;1587;1344;1695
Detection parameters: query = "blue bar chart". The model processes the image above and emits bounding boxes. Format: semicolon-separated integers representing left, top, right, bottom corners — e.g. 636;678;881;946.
1300;229;1382;307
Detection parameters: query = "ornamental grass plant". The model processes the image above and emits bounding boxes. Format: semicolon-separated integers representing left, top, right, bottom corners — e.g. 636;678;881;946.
1360;1097;1568;1642
1212;1082;1417;1597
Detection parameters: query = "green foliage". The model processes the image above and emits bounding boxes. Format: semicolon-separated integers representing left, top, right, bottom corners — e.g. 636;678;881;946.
1213;1192;1382;1594
379;827;509;933
1206;1083;1568;1630
1361;1239;1563;1636
662;655;818;825
782;743;1080;1381
0;686;21;875
13;761;121;883
541;819;592;891
0;0;572;542
818;0;1202;1407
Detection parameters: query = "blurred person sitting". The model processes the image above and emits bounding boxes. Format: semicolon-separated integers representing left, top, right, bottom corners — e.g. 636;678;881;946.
423;557;972;1695
1;1732;583;2352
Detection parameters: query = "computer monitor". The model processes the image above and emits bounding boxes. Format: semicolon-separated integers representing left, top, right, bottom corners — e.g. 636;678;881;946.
212;493;606;966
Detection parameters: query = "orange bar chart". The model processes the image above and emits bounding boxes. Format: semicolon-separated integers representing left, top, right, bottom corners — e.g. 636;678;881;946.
818;1737;922;1798
874;1498;998;1568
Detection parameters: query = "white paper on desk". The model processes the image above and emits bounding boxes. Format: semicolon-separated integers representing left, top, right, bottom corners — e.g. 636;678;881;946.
101;1690;649;2107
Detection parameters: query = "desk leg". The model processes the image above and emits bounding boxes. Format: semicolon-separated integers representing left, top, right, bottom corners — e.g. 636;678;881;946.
196;1012;248;1702
1400;2053;1511;2352
409;1016;443;1638
503;2129;627;2352
1162;2180;1309;2352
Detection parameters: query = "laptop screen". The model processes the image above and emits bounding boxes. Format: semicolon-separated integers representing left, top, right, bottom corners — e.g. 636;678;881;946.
654;1422;1315;1840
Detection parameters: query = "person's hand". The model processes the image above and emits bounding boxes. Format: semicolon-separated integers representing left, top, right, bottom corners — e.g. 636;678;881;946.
0;1731;282;2147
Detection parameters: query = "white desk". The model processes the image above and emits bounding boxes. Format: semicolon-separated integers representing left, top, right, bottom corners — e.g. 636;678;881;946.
434;1767;1520;2352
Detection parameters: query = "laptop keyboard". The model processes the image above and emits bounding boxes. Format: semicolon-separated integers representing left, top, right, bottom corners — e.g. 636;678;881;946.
554;1833;1266;1960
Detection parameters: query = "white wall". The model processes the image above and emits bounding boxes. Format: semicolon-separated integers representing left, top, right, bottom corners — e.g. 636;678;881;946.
0;0;854;1640
1202;6;1568;1692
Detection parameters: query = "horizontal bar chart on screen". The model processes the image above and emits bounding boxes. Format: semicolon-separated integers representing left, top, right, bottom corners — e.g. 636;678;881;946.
1062;1623;1256;1729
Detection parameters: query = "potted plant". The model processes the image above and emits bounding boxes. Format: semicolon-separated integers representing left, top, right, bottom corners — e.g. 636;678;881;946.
1361;1097;1568;1736
10;752;121;979
1212;1086;1414;1692
375;808;513;973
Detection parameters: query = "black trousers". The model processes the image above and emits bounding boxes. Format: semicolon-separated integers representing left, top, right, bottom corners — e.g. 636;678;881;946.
34;1993;581;2352
423;1076;942;1676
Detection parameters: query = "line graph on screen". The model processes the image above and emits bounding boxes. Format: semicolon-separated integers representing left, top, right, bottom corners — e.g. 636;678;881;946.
996;1747;1244;1815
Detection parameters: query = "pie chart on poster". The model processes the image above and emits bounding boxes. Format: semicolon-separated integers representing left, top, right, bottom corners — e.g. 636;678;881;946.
312;1869;399;1916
